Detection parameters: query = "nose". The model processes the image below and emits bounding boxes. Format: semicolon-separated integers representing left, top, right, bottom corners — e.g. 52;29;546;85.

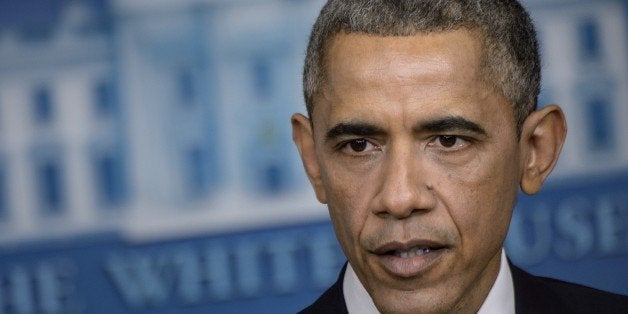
373;143;436;219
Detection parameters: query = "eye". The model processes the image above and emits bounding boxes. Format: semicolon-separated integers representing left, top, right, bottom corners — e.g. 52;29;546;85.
339;139;379;154
349;139;368;152
431;135;469;149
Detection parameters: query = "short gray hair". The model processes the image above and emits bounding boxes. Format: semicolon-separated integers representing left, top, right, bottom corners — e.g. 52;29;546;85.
303;0;540;133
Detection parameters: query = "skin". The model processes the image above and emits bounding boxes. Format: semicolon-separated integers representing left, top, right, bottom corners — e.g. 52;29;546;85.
292;29;566;313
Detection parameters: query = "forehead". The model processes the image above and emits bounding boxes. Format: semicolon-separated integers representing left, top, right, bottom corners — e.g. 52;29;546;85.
313;30;507;128
324;29;484;84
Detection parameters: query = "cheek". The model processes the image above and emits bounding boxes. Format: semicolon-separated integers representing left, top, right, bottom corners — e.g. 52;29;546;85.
442;142;519;201
437;149;519;247
321;164;376;249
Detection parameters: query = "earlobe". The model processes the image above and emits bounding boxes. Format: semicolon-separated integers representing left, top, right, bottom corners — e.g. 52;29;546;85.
519;104;567;195
291;113;328;203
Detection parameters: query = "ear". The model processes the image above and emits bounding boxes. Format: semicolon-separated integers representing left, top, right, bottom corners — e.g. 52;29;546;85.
519;104;567;195
291;113;328;203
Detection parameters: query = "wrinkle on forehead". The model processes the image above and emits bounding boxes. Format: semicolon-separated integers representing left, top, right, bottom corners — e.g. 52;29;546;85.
311;29;510;140
323;30;483;93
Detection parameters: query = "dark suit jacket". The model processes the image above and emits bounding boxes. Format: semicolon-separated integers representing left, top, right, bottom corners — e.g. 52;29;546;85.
299;262;628;313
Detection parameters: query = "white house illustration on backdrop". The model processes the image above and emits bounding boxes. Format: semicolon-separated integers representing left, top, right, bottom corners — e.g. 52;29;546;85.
0;0;626;245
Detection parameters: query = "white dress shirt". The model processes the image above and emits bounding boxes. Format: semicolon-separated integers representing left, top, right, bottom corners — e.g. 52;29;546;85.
343;250;515;314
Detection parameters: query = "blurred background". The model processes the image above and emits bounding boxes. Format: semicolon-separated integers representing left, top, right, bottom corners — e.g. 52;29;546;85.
0;0;626;313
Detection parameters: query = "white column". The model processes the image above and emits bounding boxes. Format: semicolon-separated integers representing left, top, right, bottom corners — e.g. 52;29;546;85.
1;81;38;238
116;18;186;215
56;69;99;230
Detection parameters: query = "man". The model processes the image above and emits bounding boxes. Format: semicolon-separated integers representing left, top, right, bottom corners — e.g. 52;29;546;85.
291;0;628;313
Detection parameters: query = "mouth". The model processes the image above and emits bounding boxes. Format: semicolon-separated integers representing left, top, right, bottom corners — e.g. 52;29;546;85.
390;246;435;258
372;241;448;278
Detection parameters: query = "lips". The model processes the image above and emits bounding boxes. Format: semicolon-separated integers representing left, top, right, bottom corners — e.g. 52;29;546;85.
372;240;448;278
393;246;432;258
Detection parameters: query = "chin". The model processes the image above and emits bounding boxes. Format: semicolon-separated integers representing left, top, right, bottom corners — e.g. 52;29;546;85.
371;288;454;314
374;301;449;314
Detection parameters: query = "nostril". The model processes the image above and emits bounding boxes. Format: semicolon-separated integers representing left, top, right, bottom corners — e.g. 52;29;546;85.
375;181;437;219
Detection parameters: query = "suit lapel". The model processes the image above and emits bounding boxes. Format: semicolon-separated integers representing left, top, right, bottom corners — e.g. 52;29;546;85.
509;261;562;314
299;263;349;313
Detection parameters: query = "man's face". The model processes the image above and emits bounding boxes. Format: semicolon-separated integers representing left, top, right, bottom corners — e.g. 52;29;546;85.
299;29;525;313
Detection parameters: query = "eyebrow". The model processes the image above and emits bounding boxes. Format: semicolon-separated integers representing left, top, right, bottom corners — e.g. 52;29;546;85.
325;122;385;142
416;116;487;136
324;116;487;143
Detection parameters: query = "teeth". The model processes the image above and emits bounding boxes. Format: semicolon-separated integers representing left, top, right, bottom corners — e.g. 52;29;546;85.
394;247;431;258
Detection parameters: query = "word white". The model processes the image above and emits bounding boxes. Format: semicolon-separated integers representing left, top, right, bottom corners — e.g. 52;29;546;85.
105;231;343;308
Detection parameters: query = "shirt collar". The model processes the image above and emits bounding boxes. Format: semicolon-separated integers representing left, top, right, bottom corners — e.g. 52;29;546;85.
477;250;515;314
343;259;379;314
343;249;515;314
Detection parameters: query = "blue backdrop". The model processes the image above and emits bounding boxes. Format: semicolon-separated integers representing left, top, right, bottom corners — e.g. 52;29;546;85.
0;0;627;313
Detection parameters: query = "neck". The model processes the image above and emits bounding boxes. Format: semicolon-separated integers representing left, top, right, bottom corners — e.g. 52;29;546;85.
451;250;503;314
